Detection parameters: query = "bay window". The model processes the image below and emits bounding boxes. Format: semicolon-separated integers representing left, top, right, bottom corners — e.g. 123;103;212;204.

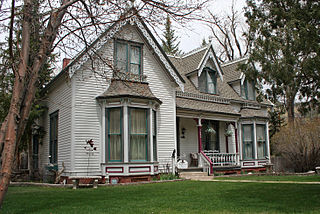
107;107;123;162
129;108;148;161
153;110;157;161
242;124;254;160
256;124;267;159
115;40;142;75
106;106;157;163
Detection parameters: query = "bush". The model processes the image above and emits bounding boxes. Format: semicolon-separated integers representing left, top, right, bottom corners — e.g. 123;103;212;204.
272;118;320;172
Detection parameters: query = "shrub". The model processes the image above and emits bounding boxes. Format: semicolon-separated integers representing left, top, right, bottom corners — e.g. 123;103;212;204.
272;118;320;172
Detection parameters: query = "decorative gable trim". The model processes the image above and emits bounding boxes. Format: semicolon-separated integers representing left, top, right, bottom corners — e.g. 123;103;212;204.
66;12;184;91
197;45;223;81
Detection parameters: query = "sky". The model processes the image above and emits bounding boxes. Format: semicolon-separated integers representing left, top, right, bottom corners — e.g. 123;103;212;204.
176;0;247;53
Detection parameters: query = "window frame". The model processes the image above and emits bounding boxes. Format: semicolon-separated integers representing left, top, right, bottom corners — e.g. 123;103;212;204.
241;79;256;101
115;40;142;75
256;124;267;159
106;107;123;162
242;124;254;160
199;67;217;94
152;110;157;162
129;107;149;162
49;111;58;164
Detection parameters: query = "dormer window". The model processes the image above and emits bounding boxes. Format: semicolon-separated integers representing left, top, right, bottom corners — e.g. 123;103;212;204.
199;67;217;94
241;79;255;100
115;40;142;75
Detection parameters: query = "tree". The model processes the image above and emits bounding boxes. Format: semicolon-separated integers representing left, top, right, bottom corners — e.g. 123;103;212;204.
207;1;249;63
272;118;320;172
0;0;210;207
242;0;320;122
161;15;180;55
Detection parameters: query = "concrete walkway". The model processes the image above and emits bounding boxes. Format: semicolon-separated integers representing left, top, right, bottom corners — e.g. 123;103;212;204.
212;179;320;184
179;172;320;184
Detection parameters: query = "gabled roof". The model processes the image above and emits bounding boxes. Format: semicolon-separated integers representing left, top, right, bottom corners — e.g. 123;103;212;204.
169;46;272;115
222;58;247;83
45;8;185;92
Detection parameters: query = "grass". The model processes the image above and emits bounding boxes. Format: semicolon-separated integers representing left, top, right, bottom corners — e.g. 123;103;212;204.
3;180;320;213
214;174;320;182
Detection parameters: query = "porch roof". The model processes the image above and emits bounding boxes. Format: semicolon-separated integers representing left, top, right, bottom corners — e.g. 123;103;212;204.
176;97;240;116
96;79;162;104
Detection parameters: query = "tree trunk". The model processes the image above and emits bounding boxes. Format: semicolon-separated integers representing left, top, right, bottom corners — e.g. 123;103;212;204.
0;0;69;207
286;92;296;124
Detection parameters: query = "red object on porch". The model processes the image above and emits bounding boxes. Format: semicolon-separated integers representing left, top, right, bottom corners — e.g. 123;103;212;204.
225;135;229;153
197;119;202;153
235;128;238;153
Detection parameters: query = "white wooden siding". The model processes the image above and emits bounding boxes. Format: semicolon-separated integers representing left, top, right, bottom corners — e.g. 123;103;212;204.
39;77;72;175
142;34;177;171
70;24;177;175
72;42;112;176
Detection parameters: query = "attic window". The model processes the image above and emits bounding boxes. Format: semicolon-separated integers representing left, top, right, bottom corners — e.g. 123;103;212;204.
241;79;255;101
115;40;142;75
199;67;217;94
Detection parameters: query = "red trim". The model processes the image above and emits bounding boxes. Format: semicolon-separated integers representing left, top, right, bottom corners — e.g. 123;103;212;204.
225;135;229;153
194;118;202;153
235;128;238;153
106;167;124;173
258;161;268;165
243;161;255;166
200;151;213;175
129;166;151;173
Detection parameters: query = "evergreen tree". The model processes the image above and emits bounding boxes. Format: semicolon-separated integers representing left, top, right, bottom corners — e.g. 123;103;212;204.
242;0;320;122
161;15;180;55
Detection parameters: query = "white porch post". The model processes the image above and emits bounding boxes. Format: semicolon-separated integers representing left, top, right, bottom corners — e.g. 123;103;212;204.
253;120;257;159
123;102;129;163
266;121;271;163
149;108;154;162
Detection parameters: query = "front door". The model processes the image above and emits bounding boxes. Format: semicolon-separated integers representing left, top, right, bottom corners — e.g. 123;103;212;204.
201;120;219;151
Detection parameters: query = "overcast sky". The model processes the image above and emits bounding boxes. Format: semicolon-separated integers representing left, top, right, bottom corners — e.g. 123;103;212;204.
177;0;246;53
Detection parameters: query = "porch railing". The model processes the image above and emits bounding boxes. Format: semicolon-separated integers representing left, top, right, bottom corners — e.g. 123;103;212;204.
203;150;240;167
199;151;213;175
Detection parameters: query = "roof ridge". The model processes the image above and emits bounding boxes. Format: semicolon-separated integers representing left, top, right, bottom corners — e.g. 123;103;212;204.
221;57;248;67
181;45;209;58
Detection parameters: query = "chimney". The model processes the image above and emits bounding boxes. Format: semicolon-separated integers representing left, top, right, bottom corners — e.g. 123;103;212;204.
62;58;71;69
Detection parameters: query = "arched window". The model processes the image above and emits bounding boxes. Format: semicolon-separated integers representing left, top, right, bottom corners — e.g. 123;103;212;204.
199;67;217;94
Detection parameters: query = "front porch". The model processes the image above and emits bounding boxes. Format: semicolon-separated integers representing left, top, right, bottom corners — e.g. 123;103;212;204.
177;116;241;173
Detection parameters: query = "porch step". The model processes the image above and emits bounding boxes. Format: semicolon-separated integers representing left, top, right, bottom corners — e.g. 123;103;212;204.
178;167;204;172
179;172;213;181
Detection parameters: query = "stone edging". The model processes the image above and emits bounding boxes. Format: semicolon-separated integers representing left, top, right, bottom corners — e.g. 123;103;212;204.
9;179;185;188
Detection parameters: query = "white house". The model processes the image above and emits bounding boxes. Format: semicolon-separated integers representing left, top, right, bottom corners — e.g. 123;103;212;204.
36;11;271;183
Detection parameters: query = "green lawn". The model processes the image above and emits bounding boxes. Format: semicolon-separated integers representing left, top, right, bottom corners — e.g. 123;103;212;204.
214;174;320;182
3;180;320;214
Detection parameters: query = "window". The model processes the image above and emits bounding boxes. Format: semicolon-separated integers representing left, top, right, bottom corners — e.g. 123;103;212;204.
153;110;157;161
115;40;142;75
256;124;267;159
241;79;255;100
107;108;123;162
129;108;148;161
49;111;58;164
242;124;254;160
199;67;217;94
